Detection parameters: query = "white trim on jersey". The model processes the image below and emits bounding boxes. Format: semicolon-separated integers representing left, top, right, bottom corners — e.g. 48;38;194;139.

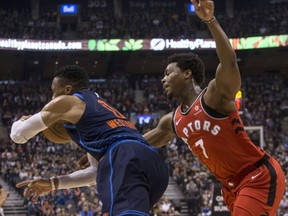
179;88;206;115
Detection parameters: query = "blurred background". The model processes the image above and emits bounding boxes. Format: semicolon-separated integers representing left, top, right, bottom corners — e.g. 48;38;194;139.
0;0;287;215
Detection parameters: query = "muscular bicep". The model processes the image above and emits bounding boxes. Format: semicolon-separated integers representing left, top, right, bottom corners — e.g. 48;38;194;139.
206;63;241;111
215;62;241;100
41;95;85;127
144;112;175;148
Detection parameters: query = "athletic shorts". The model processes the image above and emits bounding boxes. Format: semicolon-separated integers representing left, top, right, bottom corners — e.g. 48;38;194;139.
97;140;169;216
222;155;285;216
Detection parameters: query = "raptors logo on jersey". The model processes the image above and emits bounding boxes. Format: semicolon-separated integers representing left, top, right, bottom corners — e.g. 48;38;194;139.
173;89;265;186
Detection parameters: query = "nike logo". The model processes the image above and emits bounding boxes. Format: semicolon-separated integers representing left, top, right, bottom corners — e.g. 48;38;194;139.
176;117;182;125
251;171;262;180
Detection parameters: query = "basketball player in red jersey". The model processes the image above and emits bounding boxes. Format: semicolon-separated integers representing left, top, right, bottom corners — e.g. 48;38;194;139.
144;0;286;215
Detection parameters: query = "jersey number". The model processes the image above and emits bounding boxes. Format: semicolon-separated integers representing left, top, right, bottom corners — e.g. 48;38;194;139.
195;139;209;158
98;100;125;118
182;138;209;159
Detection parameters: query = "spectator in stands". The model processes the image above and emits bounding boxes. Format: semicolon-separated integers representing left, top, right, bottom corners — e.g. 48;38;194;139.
0;0;287;39
40;198;54;215
185;178;200;215
79;202;93;216
279;195;288;214
158;195;173;214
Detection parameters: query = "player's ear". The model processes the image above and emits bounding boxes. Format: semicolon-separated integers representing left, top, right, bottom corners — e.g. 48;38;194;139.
64;85;73;94
184;69;193;80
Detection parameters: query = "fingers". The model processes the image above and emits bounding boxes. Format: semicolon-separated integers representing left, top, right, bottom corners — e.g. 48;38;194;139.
206;1;214;10
22;183;41;202
17;180;39;202
199;0;214;8
77;162;89;169
16;180;32;188
191;0;200;11
76;154;89;168
25;188;39;202
17;179;52;203
192;0;214;9
23;187;33;200
80;162;90;169
31;192;40;202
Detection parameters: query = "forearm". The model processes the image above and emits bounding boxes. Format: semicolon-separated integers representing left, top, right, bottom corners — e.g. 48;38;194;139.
144;112;175;148
206;18;237;67
57;153;98;190
57;165;97;190
144;133;165;148
10;113;48;144
144;129;174;148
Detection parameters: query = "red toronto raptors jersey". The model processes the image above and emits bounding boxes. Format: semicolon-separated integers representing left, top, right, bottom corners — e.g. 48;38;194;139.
173;89;266;186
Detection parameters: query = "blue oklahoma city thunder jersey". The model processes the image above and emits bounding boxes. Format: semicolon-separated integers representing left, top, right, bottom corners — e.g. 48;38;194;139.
64;89;147;161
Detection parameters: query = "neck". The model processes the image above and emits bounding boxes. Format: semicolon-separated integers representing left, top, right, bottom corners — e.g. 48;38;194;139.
180;85;202;109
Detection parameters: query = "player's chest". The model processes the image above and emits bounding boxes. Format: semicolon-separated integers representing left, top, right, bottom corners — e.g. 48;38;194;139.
174;106;223;139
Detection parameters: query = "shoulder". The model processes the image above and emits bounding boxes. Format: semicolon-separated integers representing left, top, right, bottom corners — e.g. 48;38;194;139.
53;95;83;104
161;112;173;122
158;112;174;129
204;79;237;114
43;95;84;112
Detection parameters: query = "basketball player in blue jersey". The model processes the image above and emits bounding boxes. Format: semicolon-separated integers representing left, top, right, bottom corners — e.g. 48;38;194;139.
10;65;169;216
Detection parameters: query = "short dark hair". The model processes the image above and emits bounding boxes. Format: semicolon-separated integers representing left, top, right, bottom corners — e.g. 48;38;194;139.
54;65;89;90
168;53;205;86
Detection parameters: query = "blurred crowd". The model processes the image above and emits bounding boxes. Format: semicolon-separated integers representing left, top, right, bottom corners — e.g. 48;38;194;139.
0;0;287;40
0;73;287;215
0;0;287;215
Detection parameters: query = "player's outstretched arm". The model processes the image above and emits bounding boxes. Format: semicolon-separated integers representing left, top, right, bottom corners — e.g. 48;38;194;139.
10;95;83;144
16;153;97;202
10;113;48;144
192;0;240;102
144;112;175;148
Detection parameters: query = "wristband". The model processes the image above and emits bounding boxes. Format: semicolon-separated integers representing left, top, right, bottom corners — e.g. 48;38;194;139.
203;16;216;24
50;176;56;191
10;112;48;144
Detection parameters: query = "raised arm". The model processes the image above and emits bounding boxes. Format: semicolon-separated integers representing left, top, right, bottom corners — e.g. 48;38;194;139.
144;112;176;148
192;0;241;112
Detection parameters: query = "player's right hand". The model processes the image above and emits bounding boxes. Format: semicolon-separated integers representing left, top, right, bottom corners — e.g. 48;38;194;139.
16;178;52;202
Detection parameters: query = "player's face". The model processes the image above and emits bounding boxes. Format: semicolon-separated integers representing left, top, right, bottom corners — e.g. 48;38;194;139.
51;77;71;99
162;63;185;100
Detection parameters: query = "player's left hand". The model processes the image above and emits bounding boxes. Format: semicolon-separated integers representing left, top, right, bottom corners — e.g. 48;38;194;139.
16;178;52;202
76;154;89;169
191;0;214;22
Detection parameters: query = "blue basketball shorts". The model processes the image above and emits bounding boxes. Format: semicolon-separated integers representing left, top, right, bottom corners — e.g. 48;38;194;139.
96;140;169;216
